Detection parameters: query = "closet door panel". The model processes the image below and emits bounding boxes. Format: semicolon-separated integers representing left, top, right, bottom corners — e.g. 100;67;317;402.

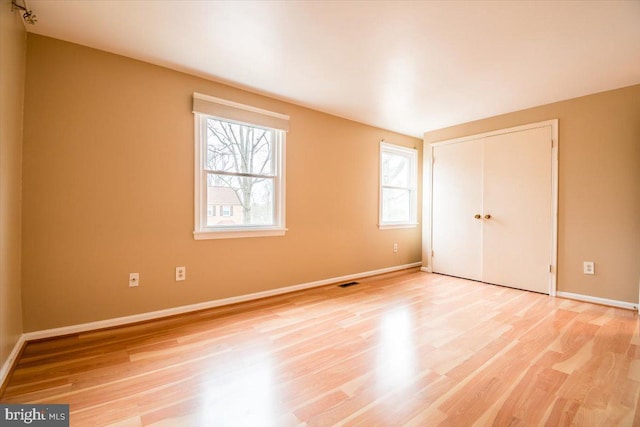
482;127;552;293
432;140;483;281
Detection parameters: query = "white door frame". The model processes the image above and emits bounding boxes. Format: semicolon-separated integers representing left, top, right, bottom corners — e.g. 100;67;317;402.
423;119;559;296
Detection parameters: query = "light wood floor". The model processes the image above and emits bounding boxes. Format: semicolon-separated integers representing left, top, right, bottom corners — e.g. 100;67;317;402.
2;270;639;426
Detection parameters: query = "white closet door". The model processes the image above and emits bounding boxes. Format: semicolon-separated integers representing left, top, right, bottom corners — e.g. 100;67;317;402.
482;126;552;293
432;139;483;281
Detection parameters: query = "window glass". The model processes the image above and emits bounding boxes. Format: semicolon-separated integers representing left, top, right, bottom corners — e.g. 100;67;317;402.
380;142;417;228
194;108;286;239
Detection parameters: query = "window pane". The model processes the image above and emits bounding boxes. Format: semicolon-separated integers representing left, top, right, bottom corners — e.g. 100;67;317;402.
205;118;273;176
207;174;274;227
382;152;409;187
382;188;410;223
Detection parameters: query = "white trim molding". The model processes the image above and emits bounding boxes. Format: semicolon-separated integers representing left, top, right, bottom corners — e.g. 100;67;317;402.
23;262;422;342
194;227;287;240
0;335;26;389
378;223;419;230
556;291;638;311
192;92;290;131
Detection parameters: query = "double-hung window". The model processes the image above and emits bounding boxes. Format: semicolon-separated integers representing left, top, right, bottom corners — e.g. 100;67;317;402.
193;93;288;239
379;142;418;228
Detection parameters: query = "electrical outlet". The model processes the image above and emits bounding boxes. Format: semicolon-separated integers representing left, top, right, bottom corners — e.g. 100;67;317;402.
583;261;594;275
129;273;139;287
176;266;186;281
393;243;398;253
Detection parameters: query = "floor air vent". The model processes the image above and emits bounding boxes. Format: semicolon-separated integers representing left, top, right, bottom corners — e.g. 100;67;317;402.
338;281;359;288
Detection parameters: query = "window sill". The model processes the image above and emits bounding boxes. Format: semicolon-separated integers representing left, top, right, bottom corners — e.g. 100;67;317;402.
194;227;287;240
378;223;419;230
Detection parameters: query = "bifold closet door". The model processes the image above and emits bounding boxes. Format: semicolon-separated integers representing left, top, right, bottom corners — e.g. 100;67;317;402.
482;127;552;293
432;139;483;281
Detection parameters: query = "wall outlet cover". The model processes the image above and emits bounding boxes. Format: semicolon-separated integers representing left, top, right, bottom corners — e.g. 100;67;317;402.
583;262;595;275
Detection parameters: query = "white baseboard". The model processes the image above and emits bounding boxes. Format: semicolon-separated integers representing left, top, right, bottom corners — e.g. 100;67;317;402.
556;291;638;311
0;334;26;389
24;262;422;342
420;266;432;273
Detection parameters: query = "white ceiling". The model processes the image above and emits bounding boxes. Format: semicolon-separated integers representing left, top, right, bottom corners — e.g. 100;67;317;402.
23;0;640;137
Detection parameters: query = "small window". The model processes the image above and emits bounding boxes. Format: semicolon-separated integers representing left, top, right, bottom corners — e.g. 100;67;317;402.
193;93;288;239
379;142;418;228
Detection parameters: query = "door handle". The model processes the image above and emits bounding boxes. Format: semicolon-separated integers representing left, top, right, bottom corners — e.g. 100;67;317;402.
484;214;491;219
474;214;481;219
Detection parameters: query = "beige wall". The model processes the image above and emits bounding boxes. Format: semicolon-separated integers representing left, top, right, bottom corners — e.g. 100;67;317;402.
22;35;422;332
0;0;26;369
423;84;640;304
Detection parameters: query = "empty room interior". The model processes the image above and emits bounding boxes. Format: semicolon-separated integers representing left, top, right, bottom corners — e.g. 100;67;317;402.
1;0;639;425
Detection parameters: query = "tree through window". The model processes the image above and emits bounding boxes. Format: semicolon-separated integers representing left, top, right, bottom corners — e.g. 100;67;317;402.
205;118;276;226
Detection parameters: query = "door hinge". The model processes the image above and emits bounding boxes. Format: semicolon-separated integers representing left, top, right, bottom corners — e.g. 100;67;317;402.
551;139;554;148
549;264;552;273
432;250;435;257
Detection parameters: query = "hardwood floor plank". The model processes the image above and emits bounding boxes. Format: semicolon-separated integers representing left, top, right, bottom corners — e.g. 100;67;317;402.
544;397;581;427
1;270;638;426
492;365;568;425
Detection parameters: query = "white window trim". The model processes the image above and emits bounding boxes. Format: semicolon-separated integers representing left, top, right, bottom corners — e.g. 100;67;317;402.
193;95;287;240
379;141;418;229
